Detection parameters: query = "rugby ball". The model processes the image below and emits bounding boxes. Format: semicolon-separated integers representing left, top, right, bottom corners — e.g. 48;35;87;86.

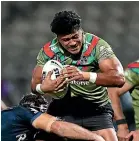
42;60;68;99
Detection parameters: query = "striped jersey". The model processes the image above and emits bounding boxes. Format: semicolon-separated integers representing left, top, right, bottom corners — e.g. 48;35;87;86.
36;33;116;106
125;59;139;129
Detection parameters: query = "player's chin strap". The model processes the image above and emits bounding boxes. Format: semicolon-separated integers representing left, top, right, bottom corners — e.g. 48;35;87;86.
46;117;62;132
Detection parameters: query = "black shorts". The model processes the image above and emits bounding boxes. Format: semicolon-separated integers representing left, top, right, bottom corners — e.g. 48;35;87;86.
47;95;114;131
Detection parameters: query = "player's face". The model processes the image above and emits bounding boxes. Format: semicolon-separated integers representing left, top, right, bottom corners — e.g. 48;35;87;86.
58;30;83;54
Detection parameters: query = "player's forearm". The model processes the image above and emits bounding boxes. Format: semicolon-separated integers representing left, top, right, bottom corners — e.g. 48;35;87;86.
31;76;42;94
95;72;125;87
108;88;128;129
31;66;43;94
33;114;103;141
110;92;125;120
51;121;102;141
31;80;39;94
83;71;125;87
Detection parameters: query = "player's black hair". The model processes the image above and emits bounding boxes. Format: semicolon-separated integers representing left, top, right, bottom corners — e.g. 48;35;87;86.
19;93;48;113
50;10;81;35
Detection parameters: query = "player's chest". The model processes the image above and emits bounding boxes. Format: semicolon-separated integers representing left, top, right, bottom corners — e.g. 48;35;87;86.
53;53;99;72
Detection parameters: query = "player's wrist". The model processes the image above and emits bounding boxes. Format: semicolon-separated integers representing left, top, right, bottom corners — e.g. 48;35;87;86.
82;72;90;80
82;72;97;83
89;72;97;83
36;84;45;95
117;124;129;131
116;119;128;126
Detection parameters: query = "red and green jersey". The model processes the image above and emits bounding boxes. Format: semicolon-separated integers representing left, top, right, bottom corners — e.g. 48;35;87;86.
125;60;139;129
36;33;116;106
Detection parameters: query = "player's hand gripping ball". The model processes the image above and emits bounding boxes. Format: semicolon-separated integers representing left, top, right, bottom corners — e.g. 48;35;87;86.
42;60;68;99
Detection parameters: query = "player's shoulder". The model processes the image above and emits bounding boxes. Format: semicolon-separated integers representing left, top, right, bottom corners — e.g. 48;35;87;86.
85;32;110;47
125;60;139;74
12;106;28;115
84;32;99;41
2;106;17;113
97;37;110;48
127;60;139;69
42;37;59;58
10;106;37;118
1;106;23;121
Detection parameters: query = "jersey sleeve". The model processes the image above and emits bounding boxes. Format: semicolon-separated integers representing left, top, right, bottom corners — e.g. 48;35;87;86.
17;106;42;125
95;39;116;63
124;68;139;86
36;48;49;67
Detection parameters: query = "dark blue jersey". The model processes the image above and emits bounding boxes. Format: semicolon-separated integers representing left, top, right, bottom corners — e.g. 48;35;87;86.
1;106;42;141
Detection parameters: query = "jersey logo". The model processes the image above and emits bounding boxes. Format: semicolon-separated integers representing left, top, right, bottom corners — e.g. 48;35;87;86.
70;80;89;85
30;107;39;114
16;133;27;141
80;56;88;65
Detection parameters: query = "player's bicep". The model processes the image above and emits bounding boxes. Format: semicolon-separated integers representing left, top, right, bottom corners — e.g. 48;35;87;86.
32;48;49;91
32;113;57;132
95;39;124;74
95;39;115;63
99;57;124;75
32;66;43;82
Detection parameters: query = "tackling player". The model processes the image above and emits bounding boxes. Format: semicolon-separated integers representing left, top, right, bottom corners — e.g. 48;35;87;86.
31;10;125;141
108;59;139;141
1;93;105;141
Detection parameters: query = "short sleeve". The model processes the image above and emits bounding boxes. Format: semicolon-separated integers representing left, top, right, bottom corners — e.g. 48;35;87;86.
17;106;42;124
124;69;139;86
95;39;116;63
36;48;49;67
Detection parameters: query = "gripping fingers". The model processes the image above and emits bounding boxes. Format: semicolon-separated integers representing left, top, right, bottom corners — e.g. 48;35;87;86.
67;75;82;82
55;80;68;91
55;76;65;86
62;66;78;74
64;71;80;78
64;69;79;75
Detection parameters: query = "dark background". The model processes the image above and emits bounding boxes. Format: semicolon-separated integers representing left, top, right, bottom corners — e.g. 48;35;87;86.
1;2;138;130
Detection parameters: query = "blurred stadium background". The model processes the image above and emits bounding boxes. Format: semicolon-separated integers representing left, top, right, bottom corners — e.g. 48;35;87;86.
1;1;138;129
